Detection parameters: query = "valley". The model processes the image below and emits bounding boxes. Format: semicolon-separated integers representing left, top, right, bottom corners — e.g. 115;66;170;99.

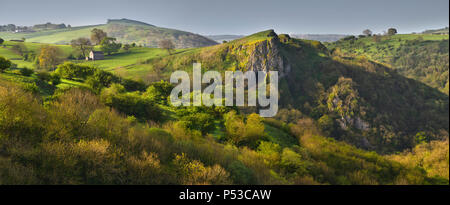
0;22;449;185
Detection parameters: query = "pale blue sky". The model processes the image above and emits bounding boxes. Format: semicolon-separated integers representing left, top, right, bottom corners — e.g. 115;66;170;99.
0;0;448;35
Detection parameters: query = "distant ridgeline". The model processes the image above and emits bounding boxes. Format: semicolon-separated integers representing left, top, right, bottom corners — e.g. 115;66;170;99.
290;34;349;42
106;18;154;27
32;22;67;30
0;19;218;48
0;22;67;32
422;27;449;35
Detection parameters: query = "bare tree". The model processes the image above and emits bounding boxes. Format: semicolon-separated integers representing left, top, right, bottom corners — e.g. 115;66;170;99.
158;39;175;55
71;37;92;57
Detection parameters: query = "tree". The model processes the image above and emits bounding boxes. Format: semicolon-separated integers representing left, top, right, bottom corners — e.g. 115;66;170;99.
363;29;373;36
0;56;12;72
11;43;27;56
0;38;4;45
55;62;96;80
224;111;246;144
90;28;107;45
158;39;175;55
388;28;397;35
86;69;120;92
243;113;265;146
122;44;131;52
100;37;122;55
38;45;64;70
70;37;92;57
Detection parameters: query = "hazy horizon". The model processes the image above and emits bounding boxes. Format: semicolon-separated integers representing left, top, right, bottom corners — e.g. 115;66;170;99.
0;0;448;36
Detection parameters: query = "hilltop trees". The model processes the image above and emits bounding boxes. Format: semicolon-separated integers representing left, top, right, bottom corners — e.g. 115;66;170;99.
388;28;398;35
0;56;12;72
159;39;175;55
363;29;372;36
70;37;92;58
38;45;64;70
100;37;122;55
90;28;107;45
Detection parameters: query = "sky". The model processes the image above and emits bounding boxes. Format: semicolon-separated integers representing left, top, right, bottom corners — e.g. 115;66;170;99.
0;0;448;35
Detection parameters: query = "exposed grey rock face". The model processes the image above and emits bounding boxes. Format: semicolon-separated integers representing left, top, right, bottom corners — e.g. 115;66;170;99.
245;37;290;78
337;116;369;131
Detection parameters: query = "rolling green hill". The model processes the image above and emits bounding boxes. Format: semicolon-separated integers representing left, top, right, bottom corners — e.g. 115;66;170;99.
0;30;448;185
422;27;449;35
326;34;449;94
123;30;449;153
0;19;218;48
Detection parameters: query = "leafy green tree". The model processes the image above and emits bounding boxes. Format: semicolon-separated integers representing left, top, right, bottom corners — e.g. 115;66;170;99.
55;62;96;80
90;28;107;45
415;132;430;145
19;67;34;76
100;37;122;55
38;45;64;70
0;38;4;45
122;44;131;52
36;71;60;85
224;111;246;144
180;113;215;135
388;28;397;35
144;80;174;104
86;69;120;92
318;114;335;136
244;113;265;146
100;88;161;122
0;56;12;72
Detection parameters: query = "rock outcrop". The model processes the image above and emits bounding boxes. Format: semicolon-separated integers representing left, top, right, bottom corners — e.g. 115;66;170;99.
245;35;291;78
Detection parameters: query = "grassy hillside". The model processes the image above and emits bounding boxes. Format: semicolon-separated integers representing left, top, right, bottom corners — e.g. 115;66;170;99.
0;30;448;185
326;34;449;94
126;30;449;153
1;68;447;185
422;27;449;34
0;19;217;48
0;40;181;82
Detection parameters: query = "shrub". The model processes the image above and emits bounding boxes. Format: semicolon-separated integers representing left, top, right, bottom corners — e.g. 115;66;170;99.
0;85;46;144
36;71;61;86
179;113;215;135
86;70;120;92
19;67;34;76
55;62;96;80
45;88;102;141
0;56;12;72
173;153;231;185
227;161;256;184
101;89;162;122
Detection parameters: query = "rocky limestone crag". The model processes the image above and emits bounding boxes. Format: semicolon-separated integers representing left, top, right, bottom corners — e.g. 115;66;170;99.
245;33;291;78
